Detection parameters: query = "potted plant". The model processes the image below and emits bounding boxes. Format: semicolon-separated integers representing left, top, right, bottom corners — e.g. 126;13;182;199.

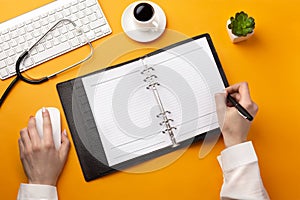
227;11;255;43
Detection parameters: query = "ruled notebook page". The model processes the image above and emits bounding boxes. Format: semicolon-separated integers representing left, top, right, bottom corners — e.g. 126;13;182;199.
82;36;225;167
144;37;225;143
82;60;172;167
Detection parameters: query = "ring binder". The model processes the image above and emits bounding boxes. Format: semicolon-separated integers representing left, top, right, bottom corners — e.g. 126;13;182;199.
140;67;154;74
141;58;179;147
159;119;174;126
162;127;177;134
146;82;160;90
156;111;171;118
143;75;158;82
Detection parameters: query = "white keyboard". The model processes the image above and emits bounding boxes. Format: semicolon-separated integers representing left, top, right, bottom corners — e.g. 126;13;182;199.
0;0;112;80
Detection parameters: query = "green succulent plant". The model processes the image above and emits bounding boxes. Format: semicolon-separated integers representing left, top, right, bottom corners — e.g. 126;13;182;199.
228;11;255;37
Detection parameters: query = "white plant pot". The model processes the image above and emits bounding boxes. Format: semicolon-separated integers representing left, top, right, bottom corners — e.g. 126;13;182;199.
227;19;254;43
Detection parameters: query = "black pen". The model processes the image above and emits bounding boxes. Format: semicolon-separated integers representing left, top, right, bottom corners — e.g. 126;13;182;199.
227;95;253;121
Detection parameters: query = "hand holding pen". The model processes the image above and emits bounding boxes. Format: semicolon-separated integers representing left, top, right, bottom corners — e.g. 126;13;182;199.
214;82;258;148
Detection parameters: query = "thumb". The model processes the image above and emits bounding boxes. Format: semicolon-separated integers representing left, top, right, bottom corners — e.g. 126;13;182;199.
59;129;70;161
214;92;227;129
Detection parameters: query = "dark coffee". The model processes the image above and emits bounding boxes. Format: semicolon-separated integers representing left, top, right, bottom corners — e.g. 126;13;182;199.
133;3;154;22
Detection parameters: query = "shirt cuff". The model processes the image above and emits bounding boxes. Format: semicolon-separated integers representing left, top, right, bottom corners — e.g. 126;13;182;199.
17;183;58;200
217;141;258;172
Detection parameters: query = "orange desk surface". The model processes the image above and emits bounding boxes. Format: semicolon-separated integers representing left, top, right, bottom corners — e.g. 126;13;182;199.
1;0;300;199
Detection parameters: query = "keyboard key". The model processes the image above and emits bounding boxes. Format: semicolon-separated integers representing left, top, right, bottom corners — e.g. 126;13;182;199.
2;43;10;51
23;57;34;68
33;22;41;29
60;26;68;34
33;16;40;22
78;3;86;10
70;37;80;47
89;20;99;30
0;52;7;60
45;41;52;49
41;19;49;26
26;25;34;32
48;15;56;23
63;9;71;17
11;30;19;39
60;35;68;43
53;38;60;46
0;68;8;78
18;28;26;36
77;11;85;19
10;40;18;47
10;25;17;31
41;13;48;19
71;6;78;13
7;65;16;74
82;25;89;33
38;45;45;52
16;46;23;53
25;33;33;41
2;28;9;34
8;49;15;57
4;34;10;42
85;7;92;15
46;34;53;41
67;31;75;39
86;31;95;40
86;0;96;7
7;57;14;66
52;29;60;37
89;13;97;22
32;30;41;38
30;48;38;55
0;60;6;69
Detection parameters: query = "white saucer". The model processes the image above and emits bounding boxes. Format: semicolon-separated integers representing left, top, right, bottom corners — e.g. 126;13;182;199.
121;1;167;43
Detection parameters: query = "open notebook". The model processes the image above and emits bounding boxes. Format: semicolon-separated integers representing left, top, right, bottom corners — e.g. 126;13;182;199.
57;33;229;181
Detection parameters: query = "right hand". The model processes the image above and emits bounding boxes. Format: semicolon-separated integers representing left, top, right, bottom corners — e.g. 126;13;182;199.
215;82;258;148
18;108;70;186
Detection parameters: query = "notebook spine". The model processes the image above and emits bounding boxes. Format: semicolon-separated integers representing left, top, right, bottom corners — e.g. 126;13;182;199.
141;59;179;147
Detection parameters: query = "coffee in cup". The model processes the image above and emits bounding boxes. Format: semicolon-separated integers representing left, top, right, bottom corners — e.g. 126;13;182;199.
132;1;159;31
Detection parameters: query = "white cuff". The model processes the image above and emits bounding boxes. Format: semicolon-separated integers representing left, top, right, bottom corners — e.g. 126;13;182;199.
217;141;258;172
17;183;58;200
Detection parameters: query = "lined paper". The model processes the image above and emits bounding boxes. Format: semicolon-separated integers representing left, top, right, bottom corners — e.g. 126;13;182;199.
82;37;225;166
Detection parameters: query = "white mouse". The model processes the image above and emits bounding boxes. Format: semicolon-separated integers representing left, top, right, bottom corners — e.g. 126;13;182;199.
35;107;61;150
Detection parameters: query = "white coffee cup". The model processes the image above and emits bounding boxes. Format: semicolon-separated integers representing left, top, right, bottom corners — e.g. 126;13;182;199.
132;1;159;31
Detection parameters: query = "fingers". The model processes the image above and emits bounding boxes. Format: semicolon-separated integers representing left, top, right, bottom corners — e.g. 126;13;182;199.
214;92;227;129
226;82;252;105
20;128;32;150
27;116;41;148
215;92;227;114
59;130;70;162
18;138;25;160
42;108;54;146
225;82;259;117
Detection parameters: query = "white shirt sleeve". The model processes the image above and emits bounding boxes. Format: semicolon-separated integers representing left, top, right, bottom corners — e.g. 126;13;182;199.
217;141;270;200
17;183;58;200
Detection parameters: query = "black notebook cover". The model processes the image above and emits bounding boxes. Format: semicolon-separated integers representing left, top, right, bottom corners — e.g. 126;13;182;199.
56;33;229;181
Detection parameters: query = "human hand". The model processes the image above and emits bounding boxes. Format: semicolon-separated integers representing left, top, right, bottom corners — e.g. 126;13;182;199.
215;82;258;148
18;108;70;186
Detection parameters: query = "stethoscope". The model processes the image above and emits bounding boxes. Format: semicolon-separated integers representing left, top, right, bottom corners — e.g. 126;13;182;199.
0;19;94;107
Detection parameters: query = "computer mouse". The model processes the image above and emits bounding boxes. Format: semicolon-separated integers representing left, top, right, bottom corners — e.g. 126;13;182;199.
35;107;61;150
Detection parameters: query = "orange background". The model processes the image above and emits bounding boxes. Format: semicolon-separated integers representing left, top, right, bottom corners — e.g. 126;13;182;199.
1;0;300;199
